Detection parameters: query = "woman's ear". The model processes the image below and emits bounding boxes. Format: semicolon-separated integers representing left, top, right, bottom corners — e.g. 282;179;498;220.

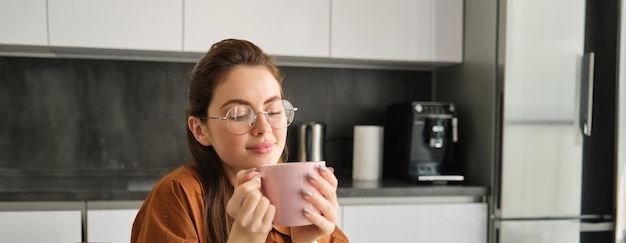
188;116;212;146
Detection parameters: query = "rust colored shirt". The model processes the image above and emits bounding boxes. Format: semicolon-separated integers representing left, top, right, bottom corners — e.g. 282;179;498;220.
131;165;349;243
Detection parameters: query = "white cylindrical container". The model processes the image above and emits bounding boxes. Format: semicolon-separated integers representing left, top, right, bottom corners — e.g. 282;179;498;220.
352;125;384;181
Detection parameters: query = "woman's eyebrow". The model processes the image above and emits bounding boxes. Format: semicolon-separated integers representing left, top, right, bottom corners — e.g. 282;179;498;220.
264;96;281;105
219;99;249;109
219;95;281;109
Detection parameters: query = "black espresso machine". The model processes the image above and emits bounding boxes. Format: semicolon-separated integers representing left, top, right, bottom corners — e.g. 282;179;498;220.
382;102;462;184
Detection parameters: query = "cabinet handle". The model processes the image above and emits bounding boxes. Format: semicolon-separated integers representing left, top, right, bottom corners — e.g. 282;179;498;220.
580;52;595;136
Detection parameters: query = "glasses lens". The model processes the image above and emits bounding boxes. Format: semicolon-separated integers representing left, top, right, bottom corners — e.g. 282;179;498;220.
266;99;294;129
223;100;296;134
225;105;255;134
281;100;296;127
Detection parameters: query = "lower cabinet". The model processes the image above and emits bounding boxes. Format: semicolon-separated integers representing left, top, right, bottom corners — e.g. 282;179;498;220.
337;205;343;230
0;202;83;243
86;201;142;243
0;199;485;243
341;202;487;243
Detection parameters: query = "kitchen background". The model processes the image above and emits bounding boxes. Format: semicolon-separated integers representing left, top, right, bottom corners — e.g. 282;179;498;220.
0;56;432;178
2;0;624;242
1;1;484;242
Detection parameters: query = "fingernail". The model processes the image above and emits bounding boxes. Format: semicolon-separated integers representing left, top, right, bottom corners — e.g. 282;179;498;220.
245;168;256;174
328;166;335;173
319;165;328;172
301;189;313;197
303;207;312;215
307;172;319;181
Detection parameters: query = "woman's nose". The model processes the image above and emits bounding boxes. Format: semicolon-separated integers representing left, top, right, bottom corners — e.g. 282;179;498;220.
250;112;272;134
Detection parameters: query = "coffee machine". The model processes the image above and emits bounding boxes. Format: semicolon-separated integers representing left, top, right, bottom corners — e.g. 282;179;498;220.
382;102;460;183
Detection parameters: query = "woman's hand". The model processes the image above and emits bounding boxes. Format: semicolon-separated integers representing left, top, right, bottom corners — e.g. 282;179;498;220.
226;168;275;243
291;165;340;243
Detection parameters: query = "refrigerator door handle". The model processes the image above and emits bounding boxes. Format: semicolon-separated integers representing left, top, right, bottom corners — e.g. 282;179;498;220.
580;221;614;232
579;52;595;136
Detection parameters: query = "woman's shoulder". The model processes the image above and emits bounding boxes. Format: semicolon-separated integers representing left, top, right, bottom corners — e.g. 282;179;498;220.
132;164;207;242
151;164;204;198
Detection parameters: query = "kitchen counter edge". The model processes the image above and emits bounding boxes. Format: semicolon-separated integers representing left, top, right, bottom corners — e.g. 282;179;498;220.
0;184;489;202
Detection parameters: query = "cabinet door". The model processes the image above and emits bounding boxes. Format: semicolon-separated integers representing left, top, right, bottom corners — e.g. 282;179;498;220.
0;210;82;243
342;203;486;243
48;0;183;51
184;0;330;57
87;209;139;243
0;0;48;46
337;205;343;229
331;0;463;63
86;201;142;243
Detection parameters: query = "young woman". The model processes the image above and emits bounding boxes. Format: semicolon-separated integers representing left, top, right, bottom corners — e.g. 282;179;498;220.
131;39;348;243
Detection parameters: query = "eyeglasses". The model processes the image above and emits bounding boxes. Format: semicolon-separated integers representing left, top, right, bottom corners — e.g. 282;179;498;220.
201;99;297;135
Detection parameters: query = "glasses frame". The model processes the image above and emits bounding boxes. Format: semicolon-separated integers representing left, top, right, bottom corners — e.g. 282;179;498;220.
201;99;298;135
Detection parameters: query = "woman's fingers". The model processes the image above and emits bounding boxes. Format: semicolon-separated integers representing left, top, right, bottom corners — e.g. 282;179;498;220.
227;169;261;216
227;168;274;233
307;166;339;210
236;168;259;186
303;167;340;224
237;188;263;223
301;187;339;223
302;204;336;235
256;196;275;231
318;165;338;188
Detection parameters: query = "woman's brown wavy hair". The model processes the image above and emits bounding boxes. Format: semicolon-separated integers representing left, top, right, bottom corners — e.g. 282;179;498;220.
186;39;286;242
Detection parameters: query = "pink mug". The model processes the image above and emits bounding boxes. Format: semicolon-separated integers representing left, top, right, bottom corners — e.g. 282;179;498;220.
259;161;325;226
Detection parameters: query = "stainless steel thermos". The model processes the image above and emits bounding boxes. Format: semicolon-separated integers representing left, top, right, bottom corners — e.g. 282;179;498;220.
297;122;325;162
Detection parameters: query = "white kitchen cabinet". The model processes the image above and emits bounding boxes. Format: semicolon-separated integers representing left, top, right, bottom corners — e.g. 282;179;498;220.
183;0;330;58
331;0;463;63
341;202;487;243
86;201;142;243
0;0;48;46
337;205;343;229
0;202;83;243
47;0;183;52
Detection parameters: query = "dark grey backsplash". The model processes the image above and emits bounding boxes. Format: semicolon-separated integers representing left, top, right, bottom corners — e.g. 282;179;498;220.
0;57;431;177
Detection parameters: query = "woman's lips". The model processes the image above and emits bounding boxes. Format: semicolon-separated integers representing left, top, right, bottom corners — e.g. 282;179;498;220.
247;142;275;154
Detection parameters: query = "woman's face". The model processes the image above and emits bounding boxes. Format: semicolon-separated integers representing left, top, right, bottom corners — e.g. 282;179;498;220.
204;65;286;179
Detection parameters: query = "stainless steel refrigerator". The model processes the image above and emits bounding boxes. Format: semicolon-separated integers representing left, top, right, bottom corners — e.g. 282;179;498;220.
493;0;625;242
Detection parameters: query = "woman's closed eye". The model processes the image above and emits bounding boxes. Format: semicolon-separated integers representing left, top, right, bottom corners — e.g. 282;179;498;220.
267;110;283;117
229;113;254;122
